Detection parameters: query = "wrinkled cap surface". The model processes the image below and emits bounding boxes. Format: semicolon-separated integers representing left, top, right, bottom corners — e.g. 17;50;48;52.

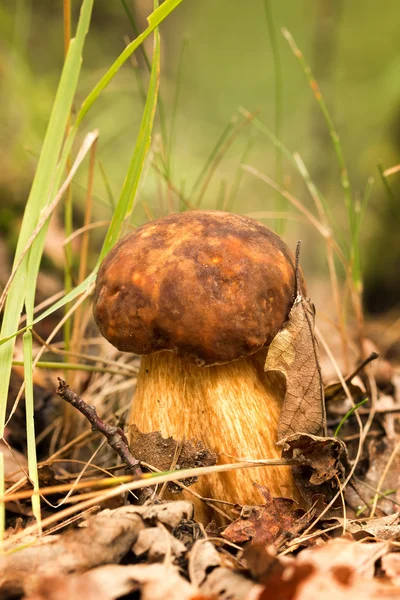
93;211;303;366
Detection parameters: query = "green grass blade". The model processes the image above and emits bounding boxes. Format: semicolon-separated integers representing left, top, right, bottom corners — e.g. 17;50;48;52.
355;176;374;242
239;108;292;162
120;0;152;71
22;330;41;528
98;10;161;262
190;116;238;203
168;38;187;178
0;0;185;352
263;0;284;233
0;0;94;438
119;0;171;175
99;161;116;210
216;179;227;211
12;361;134;378
334;397;368;438
0;274;96;347
225;135;255;212
282;28;360;283
0;451;4;551
75;0;184;129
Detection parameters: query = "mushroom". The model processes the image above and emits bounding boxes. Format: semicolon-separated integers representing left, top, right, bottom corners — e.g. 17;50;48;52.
93;210;305;522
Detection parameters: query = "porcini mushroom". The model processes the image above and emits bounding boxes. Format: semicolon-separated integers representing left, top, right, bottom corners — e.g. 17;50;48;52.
93;210;304;522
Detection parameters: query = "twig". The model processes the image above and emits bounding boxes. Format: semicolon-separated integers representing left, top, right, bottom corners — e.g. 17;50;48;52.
294;240;302;298
344;351;379;384
56;378;142;478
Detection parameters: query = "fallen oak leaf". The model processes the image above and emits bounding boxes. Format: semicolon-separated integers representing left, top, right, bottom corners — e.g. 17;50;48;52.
221;485;309;547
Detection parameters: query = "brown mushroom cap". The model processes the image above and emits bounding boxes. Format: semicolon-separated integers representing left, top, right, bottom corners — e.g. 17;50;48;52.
93;211;303;366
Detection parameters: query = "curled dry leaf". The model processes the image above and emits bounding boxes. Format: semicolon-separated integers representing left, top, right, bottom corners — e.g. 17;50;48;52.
324;380;365;406
132;526;187;562
136;500;194;528
258;537;398;600
129;425;218;490
221;486;309;547
323;513;400;541
264;293;325;441
382;553;400;585
24;564;197;600
280;433;348;486
242;542;282;583
0;501;194;599
189;540;263;600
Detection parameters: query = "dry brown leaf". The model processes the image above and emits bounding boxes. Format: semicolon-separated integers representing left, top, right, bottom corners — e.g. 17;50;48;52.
0;501;194;598
136;500;194;527
382;553;400;584
324;513;400;541
221;486;308;547
360;438;400;514
189;540;263;599
24;564;198;600
258;537;398;600
242;542;281;582
129;425;217;490
200;567;263;600
280;433;348;485
132;526;187;562
325;379;365;407
264;293;325;441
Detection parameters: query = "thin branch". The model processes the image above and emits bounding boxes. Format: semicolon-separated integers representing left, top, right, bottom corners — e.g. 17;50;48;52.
56;378;142;478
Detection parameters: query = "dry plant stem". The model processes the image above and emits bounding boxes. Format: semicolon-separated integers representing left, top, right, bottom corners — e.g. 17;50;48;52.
315;327;362;429
293;152;350;371
242;165;332;242
32;330;138;374
151;161;194;209
63;220;110;245
280;337;378;555
0;132;98;314
56;378;142;478
2;459;293;550
349;277;365;350
65;138;98;438
194;111;258;207
129;349;301;524
370;431;400;517
5;285;94;429
18;289;65;325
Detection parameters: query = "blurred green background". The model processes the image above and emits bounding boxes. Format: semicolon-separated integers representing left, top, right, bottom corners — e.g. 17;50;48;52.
1;0;399;315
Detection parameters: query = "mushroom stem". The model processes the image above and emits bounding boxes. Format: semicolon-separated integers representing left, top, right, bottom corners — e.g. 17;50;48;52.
129;349;300;524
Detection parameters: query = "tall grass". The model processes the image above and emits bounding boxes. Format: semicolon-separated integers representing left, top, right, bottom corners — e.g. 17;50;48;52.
0;0;184;527
0;2;391;542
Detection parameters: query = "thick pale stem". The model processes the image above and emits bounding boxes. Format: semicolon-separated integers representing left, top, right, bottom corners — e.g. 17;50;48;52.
129;349;300;523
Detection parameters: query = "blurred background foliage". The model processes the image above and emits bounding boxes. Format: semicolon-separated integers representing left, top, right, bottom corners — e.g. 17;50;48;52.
0;0;399;315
